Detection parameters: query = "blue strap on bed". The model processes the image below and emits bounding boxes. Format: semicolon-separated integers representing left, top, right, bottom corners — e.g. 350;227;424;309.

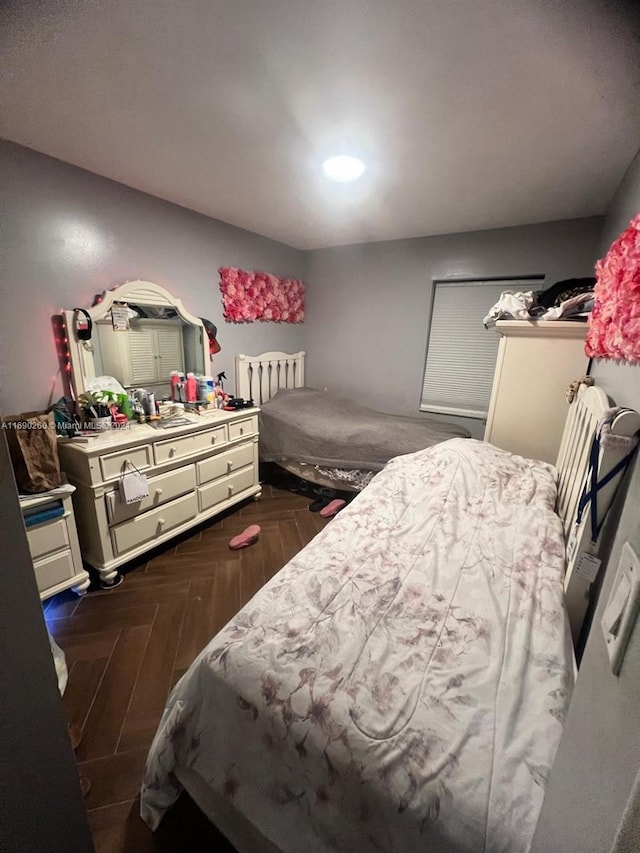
576;409;637;544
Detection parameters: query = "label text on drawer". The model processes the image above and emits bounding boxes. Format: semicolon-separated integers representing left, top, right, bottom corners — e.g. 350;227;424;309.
106;464;197;525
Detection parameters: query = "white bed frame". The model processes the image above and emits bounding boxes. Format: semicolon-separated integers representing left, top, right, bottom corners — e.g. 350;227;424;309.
236;351;640;645
557;385;640;642
235;350;305;404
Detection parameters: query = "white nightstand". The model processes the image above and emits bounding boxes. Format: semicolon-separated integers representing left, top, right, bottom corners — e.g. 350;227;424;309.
21;487;90;599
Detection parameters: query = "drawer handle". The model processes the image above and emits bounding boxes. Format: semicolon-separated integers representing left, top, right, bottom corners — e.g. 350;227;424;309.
158;518;165;527
227;461;233;471
169;447;177;456
155;488;164;497
211;435;216;444
239;427;244;435
228;485;234;496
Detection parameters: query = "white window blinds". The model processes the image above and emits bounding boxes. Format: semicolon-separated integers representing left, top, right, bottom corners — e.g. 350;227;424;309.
420;279;541;419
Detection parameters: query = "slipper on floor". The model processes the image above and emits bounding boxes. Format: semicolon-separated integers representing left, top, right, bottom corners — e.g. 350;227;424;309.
228;524;261;550
320;499;346;519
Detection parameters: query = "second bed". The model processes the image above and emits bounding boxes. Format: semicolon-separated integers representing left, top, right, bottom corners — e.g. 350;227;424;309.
235;350;470;492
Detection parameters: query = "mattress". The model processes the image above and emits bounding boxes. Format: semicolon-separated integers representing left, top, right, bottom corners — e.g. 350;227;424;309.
141;438;574;853
276;457;374;493
258;386;470;471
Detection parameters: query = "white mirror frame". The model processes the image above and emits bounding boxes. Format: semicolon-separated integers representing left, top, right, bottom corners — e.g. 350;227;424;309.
63;280;208;397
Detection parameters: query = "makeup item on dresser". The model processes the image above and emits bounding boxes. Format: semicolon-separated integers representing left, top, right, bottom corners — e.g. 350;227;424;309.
130;388;158;421
185;373;198;403
170;371;186;403
223;397;255;410
198;375;215;403
170;371;180;401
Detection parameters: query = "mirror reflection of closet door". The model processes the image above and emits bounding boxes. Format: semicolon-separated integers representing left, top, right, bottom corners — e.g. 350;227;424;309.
128;327;157;384
98;322;185;387
155;325;184;381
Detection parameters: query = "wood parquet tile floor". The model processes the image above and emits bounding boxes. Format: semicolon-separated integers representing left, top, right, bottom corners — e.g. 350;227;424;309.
46;486;329;853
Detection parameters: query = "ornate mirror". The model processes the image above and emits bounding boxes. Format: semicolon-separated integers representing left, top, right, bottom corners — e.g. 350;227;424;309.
63;281;209;397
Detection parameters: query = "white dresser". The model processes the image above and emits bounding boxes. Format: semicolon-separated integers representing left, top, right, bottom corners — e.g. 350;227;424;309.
484;320;588;464
58;409;261;586
21;488;91;599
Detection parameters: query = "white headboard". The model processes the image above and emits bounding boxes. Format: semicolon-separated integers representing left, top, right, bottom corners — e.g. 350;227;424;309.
557;385;640;643
235;351;305;405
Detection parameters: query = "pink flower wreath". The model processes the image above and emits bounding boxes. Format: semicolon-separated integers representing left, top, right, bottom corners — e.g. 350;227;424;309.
586;213;640;363
219;267;305;323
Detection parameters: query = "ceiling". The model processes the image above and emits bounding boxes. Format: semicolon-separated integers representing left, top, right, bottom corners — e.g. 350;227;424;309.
2;0;639;250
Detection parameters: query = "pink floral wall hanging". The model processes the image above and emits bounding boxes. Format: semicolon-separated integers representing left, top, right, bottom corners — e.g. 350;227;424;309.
586;213;640;363
219;267;305;323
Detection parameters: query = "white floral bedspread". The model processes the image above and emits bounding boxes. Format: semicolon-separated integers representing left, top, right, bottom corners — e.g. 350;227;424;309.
141;439;574;853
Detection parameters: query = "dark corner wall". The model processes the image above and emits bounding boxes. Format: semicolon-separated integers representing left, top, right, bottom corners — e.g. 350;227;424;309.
0;139;306;414
0;431;94;853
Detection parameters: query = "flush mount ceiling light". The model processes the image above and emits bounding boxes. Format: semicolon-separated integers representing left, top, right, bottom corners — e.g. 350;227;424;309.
322;155;366;182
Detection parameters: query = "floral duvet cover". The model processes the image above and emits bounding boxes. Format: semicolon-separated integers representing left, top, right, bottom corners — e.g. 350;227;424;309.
141;438;574;853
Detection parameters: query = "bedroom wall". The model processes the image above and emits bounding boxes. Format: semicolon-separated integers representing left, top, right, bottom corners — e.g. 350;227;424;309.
531;146;640;853
303;217;602;437
0;140;306;414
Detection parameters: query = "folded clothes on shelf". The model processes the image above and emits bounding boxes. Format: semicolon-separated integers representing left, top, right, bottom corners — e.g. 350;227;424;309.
23;503;65;527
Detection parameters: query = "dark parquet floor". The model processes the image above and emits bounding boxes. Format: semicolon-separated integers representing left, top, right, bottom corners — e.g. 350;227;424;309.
46;486;328;853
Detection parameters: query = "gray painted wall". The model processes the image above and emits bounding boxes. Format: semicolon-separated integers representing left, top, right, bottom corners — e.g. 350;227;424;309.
531;147;640;853
0;141;306;414
0;139;604;434
303;217;602;438
0;430;94;853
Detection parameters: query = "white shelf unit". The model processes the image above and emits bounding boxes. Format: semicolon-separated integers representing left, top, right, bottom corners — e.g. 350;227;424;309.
21;487;91;599
484;320;588;464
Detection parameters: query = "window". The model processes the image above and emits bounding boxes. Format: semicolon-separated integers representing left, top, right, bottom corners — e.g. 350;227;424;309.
420;278;543;419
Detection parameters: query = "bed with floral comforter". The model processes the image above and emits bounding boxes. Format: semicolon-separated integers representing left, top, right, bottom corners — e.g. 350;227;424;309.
141;438;574;853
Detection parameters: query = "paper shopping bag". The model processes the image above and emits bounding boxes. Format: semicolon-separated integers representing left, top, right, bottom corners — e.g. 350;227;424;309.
3;411;62;494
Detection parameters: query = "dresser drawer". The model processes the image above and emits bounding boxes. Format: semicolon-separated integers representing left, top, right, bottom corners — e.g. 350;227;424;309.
111;492;198;556
198;466;257;513
153;426;227;465
100;445;153;481
228;416;257;442
106;464;197;525
26;516;70;560
33;549;76;594
196;442;255;485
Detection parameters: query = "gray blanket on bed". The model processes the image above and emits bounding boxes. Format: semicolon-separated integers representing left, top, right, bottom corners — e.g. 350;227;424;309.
258;387;471;471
